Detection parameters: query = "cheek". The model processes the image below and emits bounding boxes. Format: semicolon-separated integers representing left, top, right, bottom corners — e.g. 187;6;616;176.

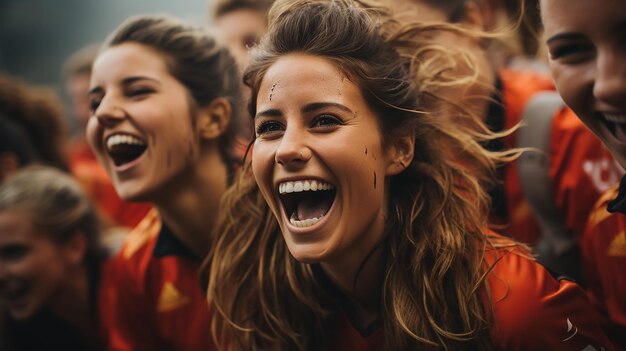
251;144;275;201
550;64;585;108
85;118;101;149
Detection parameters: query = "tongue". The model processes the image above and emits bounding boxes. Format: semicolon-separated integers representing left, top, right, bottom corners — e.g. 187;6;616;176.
296;191;334;220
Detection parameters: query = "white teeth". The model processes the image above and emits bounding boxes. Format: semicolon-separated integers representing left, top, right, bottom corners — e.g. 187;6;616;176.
289;212;323;228
106;134;146;150
604;113;626;124
278;180;335;194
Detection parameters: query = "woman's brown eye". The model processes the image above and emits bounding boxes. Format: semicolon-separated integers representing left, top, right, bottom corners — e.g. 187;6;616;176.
243;34;259;49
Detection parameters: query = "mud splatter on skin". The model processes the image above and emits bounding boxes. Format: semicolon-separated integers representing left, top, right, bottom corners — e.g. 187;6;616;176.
269;83;277;101
374;171;377;189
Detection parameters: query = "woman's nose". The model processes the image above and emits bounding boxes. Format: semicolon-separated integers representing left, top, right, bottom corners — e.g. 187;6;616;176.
94;95;126;127
274;128;312;170
593;47;626;108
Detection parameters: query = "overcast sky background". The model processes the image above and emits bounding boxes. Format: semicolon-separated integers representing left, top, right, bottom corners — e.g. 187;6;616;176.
0;0;211;88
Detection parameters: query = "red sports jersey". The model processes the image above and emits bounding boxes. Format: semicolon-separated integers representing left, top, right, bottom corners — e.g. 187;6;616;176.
69;140;150;229
582;183;626;348
99;209;214;351
327;236;614;350
495;69;618;245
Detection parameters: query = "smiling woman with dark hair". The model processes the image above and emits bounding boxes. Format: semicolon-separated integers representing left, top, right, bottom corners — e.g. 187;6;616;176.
541;0;626;347
87;14;241;350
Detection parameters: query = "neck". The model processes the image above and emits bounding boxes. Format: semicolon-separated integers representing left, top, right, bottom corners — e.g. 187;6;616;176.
321;241;385;329
154;148;229;258
49;264;96;344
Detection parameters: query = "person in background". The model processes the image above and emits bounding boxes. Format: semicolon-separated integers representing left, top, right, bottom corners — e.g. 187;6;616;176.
211;0;275;157
387;0;620;281
205;0;613;349
0;166;106;350
0;73;69;179
541;0;626;346
62;45;151;238
89;14;241;351
475;0;548;72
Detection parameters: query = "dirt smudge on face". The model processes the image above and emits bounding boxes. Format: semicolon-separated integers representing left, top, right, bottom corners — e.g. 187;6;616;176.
269;83;277;101
374;171;377;189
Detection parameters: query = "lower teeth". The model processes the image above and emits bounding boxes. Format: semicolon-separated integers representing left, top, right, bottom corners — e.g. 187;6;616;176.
290;212;324;228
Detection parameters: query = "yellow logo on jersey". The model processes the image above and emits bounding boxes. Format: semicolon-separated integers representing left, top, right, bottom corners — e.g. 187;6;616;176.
607;231;626;257
157;282;190;313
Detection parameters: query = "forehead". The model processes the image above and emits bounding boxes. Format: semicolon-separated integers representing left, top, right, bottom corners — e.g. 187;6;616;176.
0;209;37;243
542;0;626;35
91;42;171;82
257;54;363;107
215;8;266;36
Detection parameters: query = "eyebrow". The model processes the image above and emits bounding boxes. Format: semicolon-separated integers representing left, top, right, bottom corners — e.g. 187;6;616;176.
255;102;353;119
88;76;160;95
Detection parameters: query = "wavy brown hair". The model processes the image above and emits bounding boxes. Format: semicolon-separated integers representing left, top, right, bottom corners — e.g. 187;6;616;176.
205;0;519;350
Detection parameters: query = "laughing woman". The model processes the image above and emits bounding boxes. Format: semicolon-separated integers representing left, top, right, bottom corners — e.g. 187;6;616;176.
205;0;614;350
0;166;105;351
541;0;626;346
87;15;240;350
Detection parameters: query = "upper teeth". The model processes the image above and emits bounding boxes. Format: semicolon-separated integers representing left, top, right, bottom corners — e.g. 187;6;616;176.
279;180;334;194
604;113;626;124
106;134;146;150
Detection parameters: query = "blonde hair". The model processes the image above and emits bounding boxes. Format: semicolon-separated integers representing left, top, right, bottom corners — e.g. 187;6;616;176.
206;0;518;349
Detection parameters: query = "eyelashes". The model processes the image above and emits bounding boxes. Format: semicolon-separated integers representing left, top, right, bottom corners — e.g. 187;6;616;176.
256;120;284;136
549;42;594;61
255;114;344;137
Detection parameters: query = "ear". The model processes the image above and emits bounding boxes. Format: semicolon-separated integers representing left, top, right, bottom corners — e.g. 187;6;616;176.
196;97;232;140
459;0;485;31
385;133;415;176
0;152;20;182
63;231;88;266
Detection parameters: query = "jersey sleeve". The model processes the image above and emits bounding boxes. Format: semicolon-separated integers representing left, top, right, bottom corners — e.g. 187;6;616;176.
488;248;615;350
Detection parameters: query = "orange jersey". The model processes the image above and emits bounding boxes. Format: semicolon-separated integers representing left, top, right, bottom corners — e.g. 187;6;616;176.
99;209;214;351
69;140;150;229
327;236;614;350
582;182;626;348
494;69;617;245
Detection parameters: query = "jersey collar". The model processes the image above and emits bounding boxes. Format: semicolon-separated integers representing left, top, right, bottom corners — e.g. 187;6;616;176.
153;223;199;260
607;174;626;214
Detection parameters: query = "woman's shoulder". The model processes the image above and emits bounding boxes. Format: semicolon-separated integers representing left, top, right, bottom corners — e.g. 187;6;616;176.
483;233;614;350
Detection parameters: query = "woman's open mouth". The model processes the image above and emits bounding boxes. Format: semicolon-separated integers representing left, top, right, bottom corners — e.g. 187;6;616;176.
278;179;336;228
105;133;147;167
602;113;626;143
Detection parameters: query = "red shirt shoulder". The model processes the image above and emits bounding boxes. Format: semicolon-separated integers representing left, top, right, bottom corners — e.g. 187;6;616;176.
486;236;614;350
